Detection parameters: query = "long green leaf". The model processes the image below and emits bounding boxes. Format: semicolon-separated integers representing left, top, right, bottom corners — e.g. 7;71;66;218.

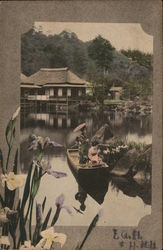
32;223;42;246
10;126;16;148
31;166;41;199
32;203;42;245
5;119;13;146
0;148;5;174
51;206;61;226
16;199;21;214
42;197;47;213
8;189;16;210
29;198;34;240
0;194;5;207
21;162;33;210
19;216;27;244
4;182;9;207
13;149;18;174
41;207;52;231
78;214;99;250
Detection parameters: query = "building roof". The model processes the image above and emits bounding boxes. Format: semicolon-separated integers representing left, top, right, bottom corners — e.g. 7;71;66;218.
21;73;28;82
21;84;41;88
43;84;85;88
21;68;87;86
110;86;123;92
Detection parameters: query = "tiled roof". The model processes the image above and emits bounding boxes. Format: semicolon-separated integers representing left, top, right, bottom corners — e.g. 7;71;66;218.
21;68;86;86
21;73;28;82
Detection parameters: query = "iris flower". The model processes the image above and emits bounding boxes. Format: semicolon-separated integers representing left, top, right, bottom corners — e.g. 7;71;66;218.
33;160;67;179
36;227;67;249
0;207;17;223
1;172;25;190
28;135;63;151
55;194;72;215
20;240;43;250
0;236;10;246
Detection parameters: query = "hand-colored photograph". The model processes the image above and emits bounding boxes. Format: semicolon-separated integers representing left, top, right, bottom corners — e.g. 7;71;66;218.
0;18;157;250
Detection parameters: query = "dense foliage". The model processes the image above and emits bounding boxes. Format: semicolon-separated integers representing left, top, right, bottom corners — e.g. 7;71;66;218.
120;49;153;69
21;28;153;102
88;35;115;72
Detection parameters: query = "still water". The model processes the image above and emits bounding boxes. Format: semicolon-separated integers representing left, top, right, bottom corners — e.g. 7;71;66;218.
20;110;152;226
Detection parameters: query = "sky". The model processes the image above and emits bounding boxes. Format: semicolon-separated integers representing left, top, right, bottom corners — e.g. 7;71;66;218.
35;22;153;53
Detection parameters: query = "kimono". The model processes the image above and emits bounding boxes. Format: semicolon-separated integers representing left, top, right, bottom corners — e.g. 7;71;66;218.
78;134;89;164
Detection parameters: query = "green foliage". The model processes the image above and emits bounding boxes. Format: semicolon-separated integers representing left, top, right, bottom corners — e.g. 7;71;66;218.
73;49;88;76
21;162;33;212
127;141;146;152
51;205;61;226
88;35;115;71
44;44;67;68
121;49;153;69
21;28;88;77
0;148;4;174
87;67;116;104
77;212;100;250
41;208;52;231
122;79;152;100
42;196;47;213
21;29;152;103
134;156;151;171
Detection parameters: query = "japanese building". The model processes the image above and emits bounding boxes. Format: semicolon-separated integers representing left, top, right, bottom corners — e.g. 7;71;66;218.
21;68;87;104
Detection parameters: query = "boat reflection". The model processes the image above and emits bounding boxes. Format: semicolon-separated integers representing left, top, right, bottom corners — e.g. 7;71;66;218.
110;176;151;205
70;166;151;209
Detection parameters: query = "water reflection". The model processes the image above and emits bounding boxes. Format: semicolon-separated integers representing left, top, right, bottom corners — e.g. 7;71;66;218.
20;109;152;226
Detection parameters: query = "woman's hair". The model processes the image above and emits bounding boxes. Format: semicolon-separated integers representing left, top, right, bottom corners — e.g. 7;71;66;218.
92;140;98;146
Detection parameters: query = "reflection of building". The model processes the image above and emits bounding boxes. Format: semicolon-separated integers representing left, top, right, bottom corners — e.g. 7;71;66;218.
109;86;123;100
28;113;76;128
21;68;87;106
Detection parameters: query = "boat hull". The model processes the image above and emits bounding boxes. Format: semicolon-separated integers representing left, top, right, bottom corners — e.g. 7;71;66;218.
67;149;109;204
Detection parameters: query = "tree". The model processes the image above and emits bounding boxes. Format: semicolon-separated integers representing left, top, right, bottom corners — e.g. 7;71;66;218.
120;49;153;69
88;35;115;105
88;35;115;73
44;44;67;68
73;49;88;76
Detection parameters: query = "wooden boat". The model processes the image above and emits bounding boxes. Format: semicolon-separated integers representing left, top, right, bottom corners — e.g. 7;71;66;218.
67;149;110;204
67;148;109;174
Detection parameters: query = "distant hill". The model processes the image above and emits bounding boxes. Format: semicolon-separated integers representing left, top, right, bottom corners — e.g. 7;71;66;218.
109;50;152;82
21;29;153;84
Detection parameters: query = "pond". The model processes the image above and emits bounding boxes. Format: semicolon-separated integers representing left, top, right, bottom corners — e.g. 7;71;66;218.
20;109;152;226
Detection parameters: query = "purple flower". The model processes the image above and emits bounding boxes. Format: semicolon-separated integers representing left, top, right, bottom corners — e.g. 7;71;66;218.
55;194;65;207
46;170;67;178
28;140;38;151
0;207;17;224
48;141;63;148
62;206;72;215
28;134;63;151
55;194;72;215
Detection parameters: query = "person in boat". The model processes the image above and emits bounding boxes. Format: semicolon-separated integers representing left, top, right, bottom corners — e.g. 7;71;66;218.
78;125;89;164
73;123;89;164
88;140;102;164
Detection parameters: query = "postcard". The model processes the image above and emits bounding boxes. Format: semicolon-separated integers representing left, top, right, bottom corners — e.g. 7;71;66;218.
0;1;162;249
